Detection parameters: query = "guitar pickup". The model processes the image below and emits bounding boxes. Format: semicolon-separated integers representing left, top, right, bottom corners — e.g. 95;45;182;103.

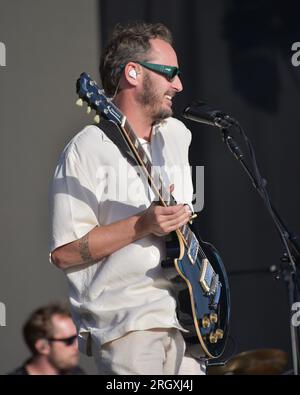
199;258;216;294
187;234;199;264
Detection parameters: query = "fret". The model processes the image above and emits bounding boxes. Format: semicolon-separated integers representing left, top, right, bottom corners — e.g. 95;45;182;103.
123;120;168;201
136;145;143;160
145;161;152;175
142;152;148;164
124;120;153;170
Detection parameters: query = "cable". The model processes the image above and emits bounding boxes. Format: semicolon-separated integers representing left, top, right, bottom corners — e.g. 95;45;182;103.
233;121;298;286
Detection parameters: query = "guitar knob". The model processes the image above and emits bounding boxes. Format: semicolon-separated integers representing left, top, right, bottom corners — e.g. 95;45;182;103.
94;115;100;124
86;106;92;114
76;98;83;107
202;316;211;329
189;213;198;225
209;332;218;344
215;329;224;340
210;313;218;324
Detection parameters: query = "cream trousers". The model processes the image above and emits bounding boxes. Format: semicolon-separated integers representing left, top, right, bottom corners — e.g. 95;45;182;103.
92;328;206;375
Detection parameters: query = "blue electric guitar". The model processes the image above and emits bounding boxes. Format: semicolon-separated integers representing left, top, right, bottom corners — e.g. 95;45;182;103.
76;72;231;359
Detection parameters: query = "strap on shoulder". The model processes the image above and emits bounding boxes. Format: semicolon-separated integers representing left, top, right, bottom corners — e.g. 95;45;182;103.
95;119;137;167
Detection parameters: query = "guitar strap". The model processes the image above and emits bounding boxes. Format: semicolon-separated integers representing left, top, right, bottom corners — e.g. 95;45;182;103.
95;118;174;205
95;118;138;168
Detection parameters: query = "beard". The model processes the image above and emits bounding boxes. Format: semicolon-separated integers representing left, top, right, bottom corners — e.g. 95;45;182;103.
137;73;173;124
49;352;78;371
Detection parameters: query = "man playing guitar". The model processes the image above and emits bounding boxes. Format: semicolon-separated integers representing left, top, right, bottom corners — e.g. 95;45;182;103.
50;21;214;374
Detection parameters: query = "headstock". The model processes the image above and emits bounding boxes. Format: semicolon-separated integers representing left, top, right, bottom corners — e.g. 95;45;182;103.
76;72;125;126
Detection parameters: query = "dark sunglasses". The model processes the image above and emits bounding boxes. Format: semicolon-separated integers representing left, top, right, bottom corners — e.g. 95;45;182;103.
48;334;77;346
120;61;181;82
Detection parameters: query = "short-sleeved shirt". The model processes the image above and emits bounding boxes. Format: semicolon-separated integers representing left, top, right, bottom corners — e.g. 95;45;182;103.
49;117;194;355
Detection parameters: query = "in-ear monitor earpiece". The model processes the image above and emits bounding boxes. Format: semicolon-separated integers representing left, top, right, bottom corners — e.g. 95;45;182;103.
128;69;137;79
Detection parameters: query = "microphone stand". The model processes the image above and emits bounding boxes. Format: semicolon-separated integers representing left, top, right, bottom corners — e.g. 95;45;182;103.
220;122;300;375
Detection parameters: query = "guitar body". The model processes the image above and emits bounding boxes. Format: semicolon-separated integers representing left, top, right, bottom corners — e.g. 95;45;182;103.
162;225;230;359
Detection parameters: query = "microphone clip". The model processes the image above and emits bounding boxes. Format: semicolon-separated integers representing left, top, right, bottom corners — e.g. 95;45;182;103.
182;101;238;130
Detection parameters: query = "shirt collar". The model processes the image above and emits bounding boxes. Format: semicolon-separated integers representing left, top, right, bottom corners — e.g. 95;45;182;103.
102;122;164;144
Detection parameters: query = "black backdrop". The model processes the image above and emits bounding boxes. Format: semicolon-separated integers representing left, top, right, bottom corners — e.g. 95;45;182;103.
99;0;300;369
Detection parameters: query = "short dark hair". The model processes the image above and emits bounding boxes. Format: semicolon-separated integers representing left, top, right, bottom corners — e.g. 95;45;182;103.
100;21;173;96
23;303;71;355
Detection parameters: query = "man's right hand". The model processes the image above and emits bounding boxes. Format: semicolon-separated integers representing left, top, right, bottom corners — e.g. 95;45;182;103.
140;203;192;237
52;187;192;270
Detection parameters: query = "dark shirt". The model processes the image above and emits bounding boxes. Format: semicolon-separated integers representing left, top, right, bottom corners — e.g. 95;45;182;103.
8;360;86;375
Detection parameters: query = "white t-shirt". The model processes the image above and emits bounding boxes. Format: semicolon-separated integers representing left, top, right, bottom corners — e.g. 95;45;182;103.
49;117;194;355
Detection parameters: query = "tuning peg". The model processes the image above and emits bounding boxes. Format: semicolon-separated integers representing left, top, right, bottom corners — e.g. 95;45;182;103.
76;98;83;107
189;213;198;225
94;114;100;124
86;106;92;114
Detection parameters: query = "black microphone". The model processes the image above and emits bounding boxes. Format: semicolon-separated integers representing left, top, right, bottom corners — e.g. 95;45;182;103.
183;101;238;128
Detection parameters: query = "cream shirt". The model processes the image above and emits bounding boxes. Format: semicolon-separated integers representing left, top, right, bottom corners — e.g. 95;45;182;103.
49;117;194;355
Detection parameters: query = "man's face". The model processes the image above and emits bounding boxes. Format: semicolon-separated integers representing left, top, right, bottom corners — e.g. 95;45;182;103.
136;38;183;124
47;314;79;372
